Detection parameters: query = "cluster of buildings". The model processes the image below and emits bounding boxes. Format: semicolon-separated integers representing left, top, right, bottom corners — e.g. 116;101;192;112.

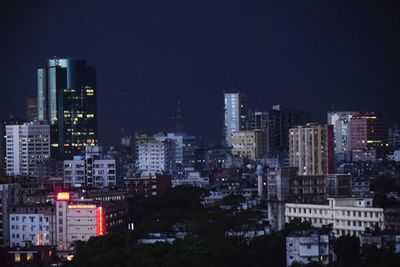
1;60;400;266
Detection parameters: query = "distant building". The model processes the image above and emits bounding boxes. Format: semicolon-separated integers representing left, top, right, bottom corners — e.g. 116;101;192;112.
124;172;172;197
5;121;50;177
136;134;175;175
360;232;400;253
388;150;400;162
54;191;106;252
349;113;389;159
38;58;97;159
0;183;21;247
172;168;209;188
352;149;377;162
352;177;370;197
0;116;24;176
388;123;400;151
327;111;357;161
33;158;64;180
384;208;400;233
285;198;385;237
231;130;265;160
26;97;38;121
9;205;56;247
223;93;247;147
286;229;333;267
64;146;116;188
289;123;334;175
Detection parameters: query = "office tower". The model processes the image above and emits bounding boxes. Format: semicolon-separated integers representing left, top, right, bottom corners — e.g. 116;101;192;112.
5;121;50;177
267;105;310;157
289;123;334;175
37;58;97;159
249;111;270;157
231;130;265;160
327;111;357;161
63;146;116;188
26;97;38;121
0;183;21;247
223;93;247;146
0;116;24;175
348;113;389;159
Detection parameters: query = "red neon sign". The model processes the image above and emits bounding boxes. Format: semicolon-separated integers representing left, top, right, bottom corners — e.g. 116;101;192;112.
56;192;70;201
96;207;106;236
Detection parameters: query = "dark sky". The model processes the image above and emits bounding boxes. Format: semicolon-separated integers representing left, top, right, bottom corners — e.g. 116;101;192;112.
1;0;399;146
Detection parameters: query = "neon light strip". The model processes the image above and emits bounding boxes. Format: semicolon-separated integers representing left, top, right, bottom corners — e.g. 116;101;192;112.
68;205;96;209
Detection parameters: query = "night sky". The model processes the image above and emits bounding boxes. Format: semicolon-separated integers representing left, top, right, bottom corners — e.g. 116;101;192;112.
1;0;399;146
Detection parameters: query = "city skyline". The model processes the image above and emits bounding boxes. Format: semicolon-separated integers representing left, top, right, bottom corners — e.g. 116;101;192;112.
0;1;399;146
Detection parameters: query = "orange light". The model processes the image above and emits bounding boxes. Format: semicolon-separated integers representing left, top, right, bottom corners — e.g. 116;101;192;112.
56;192;70;201
68;205;96;209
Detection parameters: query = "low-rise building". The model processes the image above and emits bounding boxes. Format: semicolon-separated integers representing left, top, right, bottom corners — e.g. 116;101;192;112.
286;229;333;267
172;168;209;188
9;205;56;247
285;198;384;237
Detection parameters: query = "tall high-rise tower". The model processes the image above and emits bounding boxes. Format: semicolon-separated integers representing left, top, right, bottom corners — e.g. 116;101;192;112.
38;58;97;159
223;92;247;146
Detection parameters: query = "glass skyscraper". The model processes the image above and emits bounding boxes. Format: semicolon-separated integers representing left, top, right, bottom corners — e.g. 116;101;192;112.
38;58;97;159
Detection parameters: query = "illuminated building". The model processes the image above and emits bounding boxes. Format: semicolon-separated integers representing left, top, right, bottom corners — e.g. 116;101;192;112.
289;123;334;175
223;93;247;147
37;58;97;159
136;134;175;174
231;130;266;160
5;121;50;177
327;111;357;161
54;192;106;251
8;205;56;247
348;113;389;159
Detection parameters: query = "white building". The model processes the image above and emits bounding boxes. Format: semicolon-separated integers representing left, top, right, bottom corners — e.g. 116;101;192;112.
137;134;174;174
327;111;357;161
285;198;384;237
55;192;105;251
9;206;55;247
286;230;332;267
64;146;116;188
5;121;50;177
388;150;400;162
224;93;247;147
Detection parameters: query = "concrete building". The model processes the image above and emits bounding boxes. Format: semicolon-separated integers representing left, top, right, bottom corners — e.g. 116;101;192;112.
286;229;332;267
136;134;175;174
26;97;38;122
9;205;56;247
54;191;106;252
327;111;357;161
172;168;209;188
352;177;370;197
38;58;97;159
63;146;116;188
224;93;247;147
349;113;389;159
231;130;265;160
360;232;400;253
0;183;21;247
285;198;384;237
124;172;172;197
5;121;50;177
289;123;334;175
352;149;377;162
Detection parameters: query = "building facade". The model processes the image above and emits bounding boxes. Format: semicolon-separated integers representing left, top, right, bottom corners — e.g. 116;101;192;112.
37;58;97;159
285;198;384;237
349;113;389;159
5;121;50;177
0;183;21;247
223;93;247;147
9;205;56;247
327;111;357;161
231;130;265;160
289;123;334;175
